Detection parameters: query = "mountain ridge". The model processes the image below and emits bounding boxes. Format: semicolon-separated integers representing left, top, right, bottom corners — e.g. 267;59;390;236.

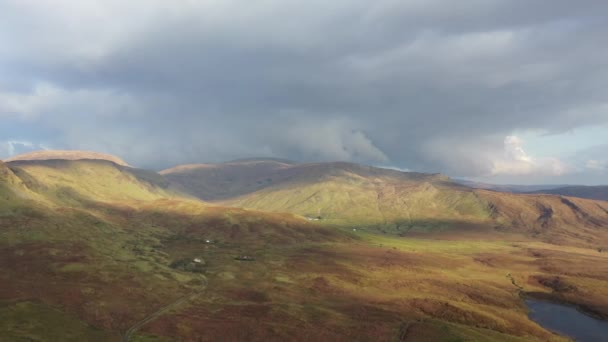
163;159;608;245
4;150;130;166
6;159;177;205
528;185;608;201
162;160;451;201
2;150;608;341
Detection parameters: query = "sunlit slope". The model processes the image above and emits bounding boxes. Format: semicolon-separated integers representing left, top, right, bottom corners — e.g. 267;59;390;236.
531;185;608;201
1;157;350;340
0;160;46;214
6;159;179;205
1;160;21;192
224;174;489;226
164;160;608;244
1;161;21;210
2;156;608;340
164;160;486;224
4;149;130;166
228;182;608;243
479;190;608;244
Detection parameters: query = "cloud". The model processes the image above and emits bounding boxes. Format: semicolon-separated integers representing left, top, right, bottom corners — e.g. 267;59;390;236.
0;0;607;181
268;118;389;163
586;160;606;171
491;136;572;176
566;144;608;176
0;140;49;159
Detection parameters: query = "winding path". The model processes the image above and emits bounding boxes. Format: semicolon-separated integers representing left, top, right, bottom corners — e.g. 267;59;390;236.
398;319;423;341
123;287;204;342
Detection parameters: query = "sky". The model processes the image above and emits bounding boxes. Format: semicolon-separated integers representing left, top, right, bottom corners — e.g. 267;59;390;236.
1;0;607;184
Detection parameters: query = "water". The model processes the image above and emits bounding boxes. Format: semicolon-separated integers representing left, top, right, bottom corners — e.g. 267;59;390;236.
526;299;608;341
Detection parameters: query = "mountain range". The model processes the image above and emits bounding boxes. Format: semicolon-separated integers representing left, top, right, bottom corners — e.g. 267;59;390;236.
1;150;608;341
456;179;608;201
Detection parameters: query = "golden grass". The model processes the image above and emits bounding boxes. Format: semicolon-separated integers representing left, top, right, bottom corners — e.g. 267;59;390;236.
1;159;607;341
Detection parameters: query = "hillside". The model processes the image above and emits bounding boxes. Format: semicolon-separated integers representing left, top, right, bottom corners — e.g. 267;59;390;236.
454;179;566;193
4;150;130;166
0;161;20;205
530;185;608;201
454;180;608;202
0;160;20;187
2;155;608;341
165;160;608;245
161;159;296;200
479;190;608;245
0;168;350;340
0;160;42;211
164;160;491;227
220;165;486;226
6;159;176;205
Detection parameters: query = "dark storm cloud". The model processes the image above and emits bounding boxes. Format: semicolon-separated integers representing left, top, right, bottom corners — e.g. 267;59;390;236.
1;0;607;179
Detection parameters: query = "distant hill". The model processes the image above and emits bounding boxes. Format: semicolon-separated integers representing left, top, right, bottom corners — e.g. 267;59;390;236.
454;179;567;193
5;152;608;242
6;159;176;204
163;160;608;240
161;159;298;200
162;160;451;201
3;152;608;341
529;185;608;201
441;179;608;202
4;150;130;166
225;157;296;164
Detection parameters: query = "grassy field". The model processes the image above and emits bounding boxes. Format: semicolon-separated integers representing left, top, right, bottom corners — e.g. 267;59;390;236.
139;227;608;341
1;158;608;341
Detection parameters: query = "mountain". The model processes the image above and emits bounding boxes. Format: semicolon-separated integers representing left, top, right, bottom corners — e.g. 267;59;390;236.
0;160;20;203
161;158;295;200
529;185;608;201
164;160;608;244
0;160;20;187
0;161;348;341
415;179;608;202
3;153;608;341
454;179;567;193
6;159;175;205
163;160;489;225
0;160;41;210
220;163;487;225
4;150;130;166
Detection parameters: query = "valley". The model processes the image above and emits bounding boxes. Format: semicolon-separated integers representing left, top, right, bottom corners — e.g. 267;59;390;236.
1;153;608;341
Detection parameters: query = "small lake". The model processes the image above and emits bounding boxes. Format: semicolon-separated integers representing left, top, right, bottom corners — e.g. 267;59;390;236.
526;299;608;341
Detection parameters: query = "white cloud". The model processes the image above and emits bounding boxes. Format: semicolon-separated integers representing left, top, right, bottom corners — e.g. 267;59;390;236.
0;140;49;159
503;135;532;163
491;135;572;176
586;159;606;171
380;165;412;172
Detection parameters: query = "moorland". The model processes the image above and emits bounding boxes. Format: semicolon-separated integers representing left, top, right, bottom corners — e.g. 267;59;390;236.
2;151;608;341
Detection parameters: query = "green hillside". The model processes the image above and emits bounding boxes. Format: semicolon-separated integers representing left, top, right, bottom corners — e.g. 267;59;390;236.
165;160;608;245
0;155;353;341
164;160;488;224
2;153;608;341
224;173;489;227
6;159;178;205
